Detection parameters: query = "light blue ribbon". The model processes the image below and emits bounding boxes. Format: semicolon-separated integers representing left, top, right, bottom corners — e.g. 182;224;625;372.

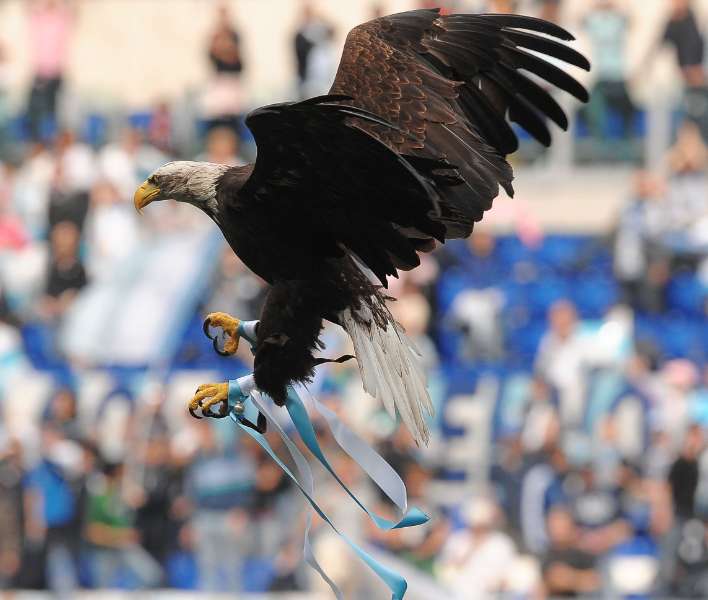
235;320;427;527
227;375;424;600
285;387;429;530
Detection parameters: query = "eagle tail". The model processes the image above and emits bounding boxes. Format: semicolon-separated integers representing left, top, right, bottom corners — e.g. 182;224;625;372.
340;298;433;446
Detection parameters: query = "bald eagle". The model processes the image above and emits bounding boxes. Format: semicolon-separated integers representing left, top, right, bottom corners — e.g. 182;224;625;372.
134;9;589;445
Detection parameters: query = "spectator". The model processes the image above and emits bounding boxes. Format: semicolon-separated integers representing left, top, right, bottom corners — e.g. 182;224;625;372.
389;278;440;371
612;170;669;313
39;221;87;321
582;0;637;141
0;436;24;591
13;141;55;238
637;0;707;135
535;300;587;427
98;127;164;202
662;0;705;89
196;126;244;166
43;387;82;441
440;232;506;361
46;160;90;234
148;101;173;154
54;129;96;195
520;415;569;554
293;2;337;98
663;124;708;262
664;426;708;595
24;424;84;599
567;462;632;557
668;121;708;174
370;3;385;19
201;1;247;138
84;179;139;280
486;0;518;12
490;434;526;541
0;162;29;252
370;461;449;574
250;442;293;556
184;421;256;593
85;461;162;588
542;507;601;597
0;42;9;156
26;0;77;140
538;0;562;25
436;496;516;597
668;423;702;521
130;433;181;573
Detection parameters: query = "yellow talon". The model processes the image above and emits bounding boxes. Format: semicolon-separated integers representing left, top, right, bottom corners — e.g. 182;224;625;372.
203;312;242;356
188;382;229;419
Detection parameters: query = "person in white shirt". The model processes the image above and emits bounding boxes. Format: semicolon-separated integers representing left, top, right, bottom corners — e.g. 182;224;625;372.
436;496;517;599
535;300;588;427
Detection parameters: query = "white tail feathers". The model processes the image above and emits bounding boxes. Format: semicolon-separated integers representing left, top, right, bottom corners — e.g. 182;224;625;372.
340;301;434;446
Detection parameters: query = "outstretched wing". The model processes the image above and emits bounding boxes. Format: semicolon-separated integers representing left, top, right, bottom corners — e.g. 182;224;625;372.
241;97;460;286
330;9;590;237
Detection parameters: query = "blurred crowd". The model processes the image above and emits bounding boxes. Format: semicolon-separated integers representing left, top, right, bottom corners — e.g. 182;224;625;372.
0;0;708;598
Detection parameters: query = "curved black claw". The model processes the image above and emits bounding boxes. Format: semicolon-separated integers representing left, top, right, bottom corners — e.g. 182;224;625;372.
189;384;231;420
202;317;215;341
203;401;230;419
203;314;240;357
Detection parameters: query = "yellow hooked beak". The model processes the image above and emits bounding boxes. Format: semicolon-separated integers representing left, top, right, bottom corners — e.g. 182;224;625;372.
134;180;161;212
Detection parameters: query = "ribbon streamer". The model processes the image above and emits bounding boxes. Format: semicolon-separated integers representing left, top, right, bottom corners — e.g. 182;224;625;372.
228;373;428;599
228;320;428;598
286;387;429;530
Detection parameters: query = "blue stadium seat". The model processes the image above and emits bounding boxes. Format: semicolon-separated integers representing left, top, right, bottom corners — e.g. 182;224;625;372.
571;274;619;318
166;551;198;589
575;115;590;139
667;274;707;316
436;270;473;313
493;372;533;439
635;315;706;362
584;369;627;432
496;235;530;267
7;115;29;142
83;113;108;147
506;320;546;366
536;236;586;269
527;278;571;316
242;558;276;592
128;111;153;132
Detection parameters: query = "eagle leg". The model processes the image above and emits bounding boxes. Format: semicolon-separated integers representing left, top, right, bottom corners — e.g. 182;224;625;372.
203;312;241;356
188;382;229;419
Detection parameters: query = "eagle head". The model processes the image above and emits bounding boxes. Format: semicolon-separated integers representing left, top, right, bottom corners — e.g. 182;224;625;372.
134;161;230;219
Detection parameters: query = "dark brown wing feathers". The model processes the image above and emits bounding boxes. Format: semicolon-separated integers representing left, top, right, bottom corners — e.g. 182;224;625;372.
238;10;588;286
330;9;589;238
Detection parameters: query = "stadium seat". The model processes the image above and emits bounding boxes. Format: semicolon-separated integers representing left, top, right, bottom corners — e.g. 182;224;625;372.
535;235;588;271
166;552;198;589
83;113;108;147
128;111;154;132
571;273;619;318
667;274;707;316
527;278;571;317
635;315;706;362
496;235;531;268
